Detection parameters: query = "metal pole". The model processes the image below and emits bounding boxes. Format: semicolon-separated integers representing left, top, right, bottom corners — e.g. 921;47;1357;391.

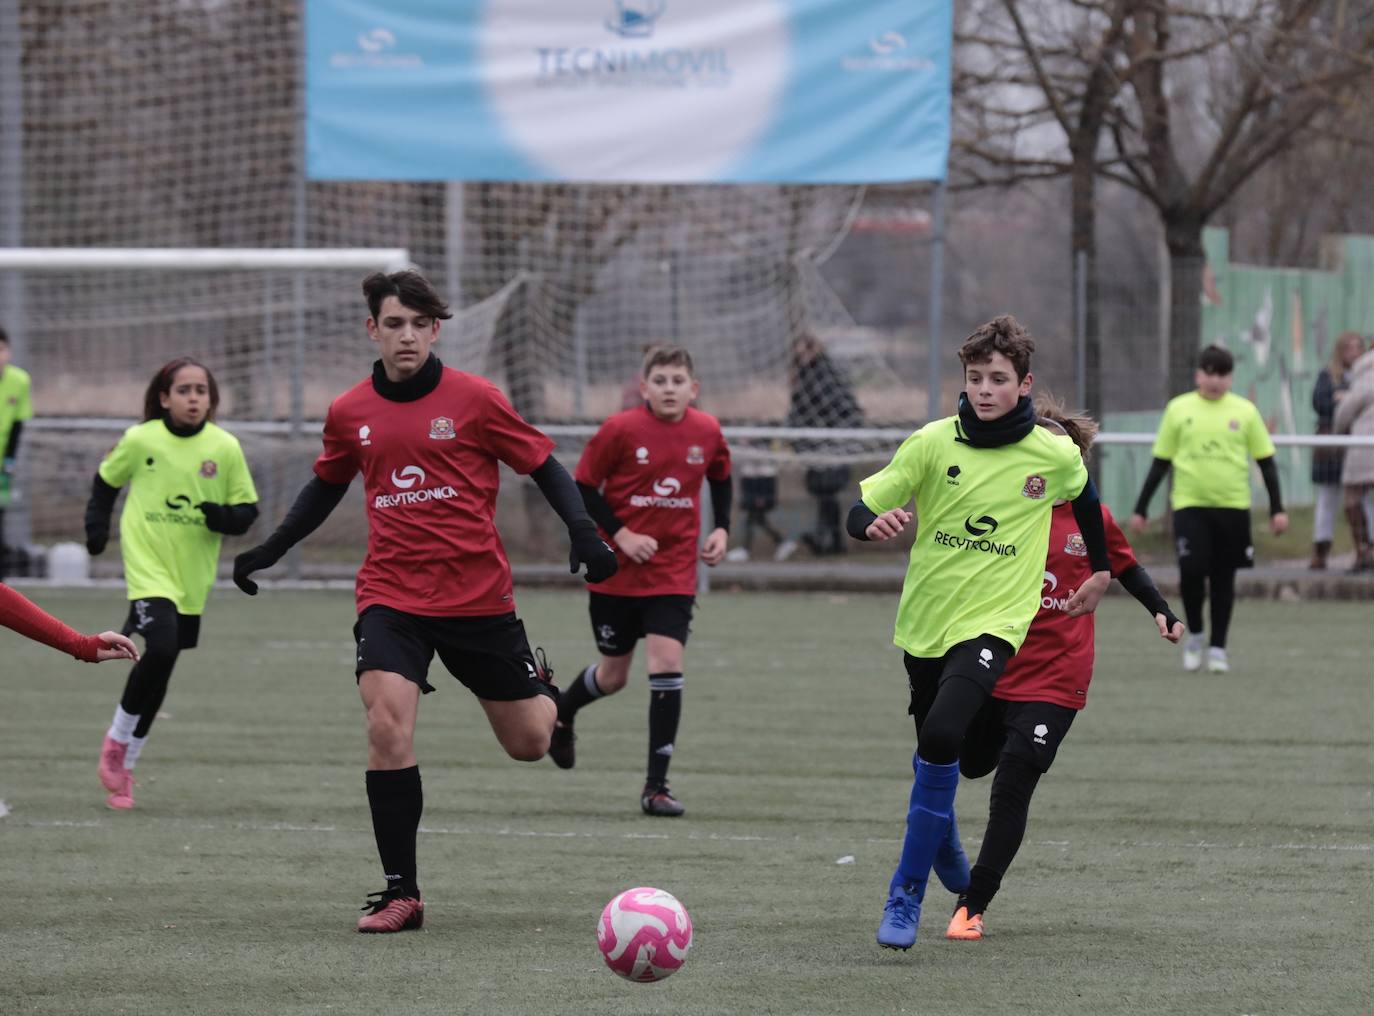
927;182;947;421
0;0;31;556
1075;249;1088;410
288;7;308;580
445;180;465;353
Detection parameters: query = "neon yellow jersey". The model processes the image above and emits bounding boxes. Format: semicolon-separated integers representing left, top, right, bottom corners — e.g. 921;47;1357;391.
1152;391;1275;510
99;420;258;614
0;364;34;454
861;418;1088;658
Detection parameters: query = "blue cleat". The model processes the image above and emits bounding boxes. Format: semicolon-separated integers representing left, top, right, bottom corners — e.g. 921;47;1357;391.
933;816;971;894
876;884;922;950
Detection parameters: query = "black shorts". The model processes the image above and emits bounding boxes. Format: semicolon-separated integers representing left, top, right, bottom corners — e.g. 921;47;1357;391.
353;606;552;702
588;592;695;657
904;634;1016;720
1173;507;1254;572
122;597;200;652
957;698;1078;777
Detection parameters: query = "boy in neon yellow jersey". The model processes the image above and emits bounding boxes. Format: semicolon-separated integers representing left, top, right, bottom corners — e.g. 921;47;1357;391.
0;327;34;582
849;315;1112;951
1130;345;1287;674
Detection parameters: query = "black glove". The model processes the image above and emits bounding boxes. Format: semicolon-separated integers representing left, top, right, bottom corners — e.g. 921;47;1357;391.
569;523;617;584
232;545;281;595
198;501;232;534
86;526;109;557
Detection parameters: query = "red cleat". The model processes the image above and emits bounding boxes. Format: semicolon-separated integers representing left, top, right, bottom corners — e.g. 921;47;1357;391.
357;890;425;933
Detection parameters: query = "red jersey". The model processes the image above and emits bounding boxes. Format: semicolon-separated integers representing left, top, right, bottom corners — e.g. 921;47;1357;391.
994;502;1138;710
575;405;731;597
314;367;554;617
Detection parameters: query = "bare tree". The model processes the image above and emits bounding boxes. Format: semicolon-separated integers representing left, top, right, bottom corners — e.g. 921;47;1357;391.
1109;0;1374;394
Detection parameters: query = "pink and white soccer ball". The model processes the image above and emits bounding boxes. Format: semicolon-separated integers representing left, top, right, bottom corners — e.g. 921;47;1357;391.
597;886;693;983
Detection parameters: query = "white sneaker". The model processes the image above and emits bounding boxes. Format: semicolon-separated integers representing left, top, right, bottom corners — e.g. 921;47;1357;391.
1182;634;1205;672
724;546;751;563
1206;647;1229;674
773;539;799;562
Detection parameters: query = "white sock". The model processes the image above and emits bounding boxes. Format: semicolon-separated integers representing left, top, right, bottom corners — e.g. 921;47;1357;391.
583;665;604;699
108;706;139;744
123;735;148;768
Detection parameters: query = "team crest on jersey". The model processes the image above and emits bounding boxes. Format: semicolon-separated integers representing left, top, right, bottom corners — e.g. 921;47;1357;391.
429;416;456;440
1021;474;1047;499
199;460;218;479
686;445;704;465
1064;532;1087;557
1228;418;1240;431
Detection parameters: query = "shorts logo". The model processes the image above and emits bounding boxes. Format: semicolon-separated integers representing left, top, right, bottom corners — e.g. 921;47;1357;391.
1177;536;1190;558
1064;532;1087;557
429;416;456;440
134;599;153;632
978;647;994;669
1022;474;1047;499
635;446;650;464
686;445;704;465
596;623;617;649
199;460;218;479
360;425;373;446
1033;723;1049;745
391;465;426;489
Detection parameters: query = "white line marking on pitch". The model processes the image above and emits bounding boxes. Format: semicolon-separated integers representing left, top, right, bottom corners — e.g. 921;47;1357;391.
13;817;1372;853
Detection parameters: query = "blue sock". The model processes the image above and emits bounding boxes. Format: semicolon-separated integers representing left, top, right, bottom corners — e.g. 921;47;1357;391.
890;756;961;897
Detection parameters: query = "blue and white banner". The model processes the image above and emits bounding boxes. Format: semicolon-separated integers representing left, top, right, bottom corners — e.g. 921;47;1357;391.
305;0;950;183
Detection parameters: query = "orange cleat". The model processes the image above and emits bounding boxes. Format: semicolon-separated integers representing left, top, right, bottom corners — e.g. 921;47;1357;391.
945;905;985;941
357;890;425;933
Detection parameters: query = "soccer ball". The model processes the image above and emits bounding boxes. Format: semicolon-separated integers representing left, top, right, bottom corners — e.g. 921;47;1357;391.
597;886;693;983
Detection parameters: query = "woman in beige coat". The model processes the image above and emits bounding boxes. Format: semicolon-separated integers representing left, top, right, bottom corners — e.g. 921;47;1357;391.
1333;345;1374;572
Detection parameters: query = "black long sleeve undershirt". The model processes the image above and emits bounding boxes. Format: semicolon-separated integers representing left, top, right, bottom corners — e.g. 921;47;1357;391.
1256;456;1284;516
1116;563;1180;628
4;420;21;460
577;482;624;536
708;475;732;534
257;475;350;561
1133;457;1171;518
847;499;878;541
1069;478;1111;573
201;502;260;536
530;455;596;534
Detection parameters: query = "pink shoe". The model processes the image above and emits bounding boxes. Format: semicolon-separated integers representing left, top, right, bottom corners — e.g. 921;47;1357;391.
357;890;424;933
99;736;128;792
106;770;135;810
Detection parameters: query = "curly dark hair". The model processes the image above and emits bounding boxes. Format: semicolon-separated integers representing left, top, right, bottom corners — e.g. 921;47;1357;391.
958;315;1035;380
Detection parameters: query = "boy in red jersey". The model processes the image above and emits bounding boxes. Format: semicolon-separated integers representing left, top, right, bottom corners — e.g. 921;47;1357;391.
1;582;139;662
940;400;1184;942
232;271;616;933
546;346;732;817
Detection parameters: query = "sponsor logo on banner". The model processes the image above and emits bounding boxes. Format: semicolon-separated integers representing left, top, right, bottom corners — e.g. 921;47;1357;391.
480;0;787;180
330;26;425;69
429;416;456;440
841;29;937;73
605;0;665;38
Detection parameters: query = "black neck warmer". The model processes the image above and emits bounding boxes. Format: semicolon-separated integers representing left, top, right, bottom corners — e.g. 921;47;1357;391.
954;392;1037;448
372;354;443;403
162;416;209;439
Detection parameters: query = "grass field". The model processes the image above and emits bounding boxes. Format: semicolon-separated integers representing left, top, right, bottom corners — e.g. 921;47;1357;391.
3;587;1371;1016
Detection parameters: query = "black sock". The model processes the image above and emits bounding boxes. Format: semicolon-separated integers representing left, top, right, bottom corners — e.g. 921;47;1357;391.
1180;571;1206;634
1208;567;1236;647
646;673;683;785
365;766;423;898
966;755;1042;916
120;648;180;739
558;664;605;723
